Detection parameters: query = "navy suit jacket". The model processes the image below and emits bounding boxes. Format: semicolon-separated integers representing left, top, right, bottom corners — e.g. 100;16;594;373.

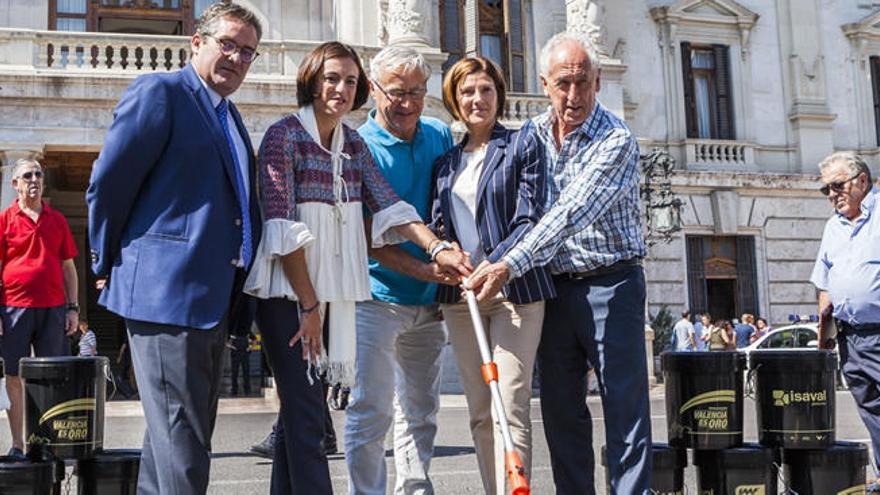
430;122;555;305
87;64;261;329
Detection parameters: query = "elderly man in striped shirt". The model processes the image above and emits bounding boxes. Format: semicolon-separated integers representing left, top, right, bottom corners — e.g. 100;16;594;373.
466;31;650;494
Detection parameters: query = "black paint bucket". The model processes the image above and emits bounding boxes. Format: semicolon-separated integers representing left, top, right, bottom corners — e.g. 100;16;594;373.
0;455;58;494
750;350;836;448
77;449;140;494
663;351;746;449
693;443;778;495
784;441;868;495
601;443;686;495
20;356;109;460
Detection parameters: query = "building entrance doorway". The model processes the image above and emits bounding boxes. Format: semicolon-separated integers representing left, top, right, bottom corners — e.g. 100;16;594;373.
706;279;737;322
686;235;758;322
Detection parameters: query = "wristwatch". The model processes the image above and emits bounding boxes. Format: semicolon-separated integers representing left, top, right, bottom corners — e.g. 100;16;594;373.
429;240;455;261
66;303;80;313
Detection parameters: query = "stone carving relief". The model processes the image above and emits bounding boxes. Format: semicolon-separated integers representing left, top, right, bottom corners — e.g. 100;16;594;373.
385;0;430;46
566;0;609;56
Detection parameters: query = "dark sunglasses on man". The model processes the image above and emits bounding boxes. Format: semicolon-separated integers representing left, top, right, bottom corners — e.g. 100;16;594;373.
820;173;862;196
18;171;43;180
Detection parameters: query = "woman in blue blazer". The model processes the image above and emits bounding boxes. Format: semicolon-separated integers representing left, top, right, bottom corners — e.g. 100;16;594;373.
429;57;555;494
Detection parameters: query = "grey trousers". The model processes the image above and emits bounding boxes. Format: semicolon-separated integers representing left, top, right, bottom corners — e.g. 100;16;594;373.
344;300;446;495
126;316;228;495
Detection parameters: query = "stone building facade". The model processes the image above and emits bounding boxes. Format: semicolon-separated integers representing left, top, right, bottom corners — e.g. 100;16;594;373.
0;0;876;343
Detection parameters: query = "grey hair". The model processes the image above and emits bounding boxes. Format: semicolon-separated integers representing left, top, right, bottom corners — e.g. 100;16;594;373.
369;45;432;82
196;1;263;41
12;158;41;179
539;31;601;77
818;151;872;183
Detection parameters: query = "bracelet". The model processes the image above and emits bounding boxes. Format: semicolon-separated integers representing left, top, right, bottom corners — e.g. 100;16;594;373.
299;301;320;315
430;240;455;261
425;238;441;255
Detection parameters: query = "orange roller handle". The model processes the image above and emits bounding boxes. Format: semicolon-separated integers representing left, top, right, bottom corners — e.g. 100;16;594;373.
480;362;498;384
505;451;530;495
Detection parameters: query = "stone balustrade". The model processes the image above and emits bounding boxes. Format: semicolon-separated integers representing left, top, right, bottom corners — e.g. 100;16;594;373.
683;139;756;168
501;93;548;126
0;28;380;79
0;29;548;127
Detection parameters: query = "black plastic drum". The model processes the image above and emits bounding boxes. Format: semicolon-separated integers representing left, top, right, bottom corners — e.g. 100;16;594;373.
601;443;686;495
750;350;836;449
0;455;58;494
663;351;746;449
785;441;868;495
20;356;108;460
77;449;140;495
693;443;778;495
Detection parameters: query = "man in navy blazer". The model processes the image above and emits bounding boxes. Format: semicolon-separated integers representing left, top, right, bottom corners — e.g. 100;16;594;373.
86;3;262;493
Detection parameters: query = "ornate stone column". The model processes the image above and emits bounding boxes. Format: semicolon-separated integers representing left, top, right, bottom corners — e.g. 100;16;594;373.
566;0;627;119
0;147;43;207
566;0;609;57
384;0;433;47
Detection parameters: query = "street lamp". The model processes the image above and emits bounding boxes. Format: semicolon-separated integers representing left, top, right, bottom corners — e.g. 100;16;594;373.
640;148;683;244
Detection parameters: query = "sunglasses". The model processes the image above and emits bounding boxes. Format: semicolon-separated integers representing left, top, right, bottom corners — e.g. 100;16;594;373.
819;173;861;196
18;171;43;180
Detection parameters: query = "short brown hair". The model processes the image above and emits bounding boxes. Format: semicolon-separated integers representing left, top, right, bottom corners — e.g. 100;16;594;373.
442;57;506;122
296;42;370;111
197;1;263;41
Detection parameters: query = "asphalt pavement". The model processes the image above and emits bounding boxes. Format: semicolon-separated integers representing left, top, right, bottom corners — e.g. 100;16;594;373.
0;389;873;494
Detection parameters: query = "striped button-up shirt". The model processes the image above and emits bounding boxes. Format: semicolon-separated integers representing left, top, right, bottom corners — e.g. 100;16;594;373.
502;102;645;278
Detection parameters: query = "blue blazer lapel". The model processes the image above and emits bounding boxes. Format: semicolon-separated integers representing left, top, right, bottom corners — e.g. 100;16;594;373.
475;125;509;220
182;65;239;194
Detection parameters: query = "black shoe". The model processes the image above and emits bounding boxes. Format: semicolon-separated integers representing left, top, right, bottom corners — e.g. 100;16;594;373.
249;434;274;459
328;385;350;411
6;447;25;460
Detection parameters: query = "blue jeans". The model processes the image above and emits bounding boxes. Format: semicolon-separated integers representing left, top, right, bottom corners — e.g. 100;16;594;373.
344;300;446;495
539;266;652;494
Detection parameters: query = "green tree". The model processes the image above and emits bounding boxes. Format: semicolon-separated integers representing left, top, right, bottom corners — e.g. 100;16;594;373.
650;306;675;355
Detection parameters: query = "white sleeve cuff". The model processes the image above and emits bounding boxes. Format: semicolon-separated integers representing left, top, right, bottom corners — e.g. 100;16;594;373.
262;218;315;257
371;201;422;248
243;218;315;299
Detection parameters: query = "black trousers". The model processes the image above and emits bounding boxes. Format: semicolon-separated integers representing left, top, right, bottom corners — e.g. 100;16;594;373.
230;349;251;395
257;298;332;494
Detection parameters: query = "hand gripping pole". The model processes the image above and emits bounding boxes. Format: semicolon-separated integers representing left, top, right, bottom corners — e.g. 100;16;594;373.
463;285;530;495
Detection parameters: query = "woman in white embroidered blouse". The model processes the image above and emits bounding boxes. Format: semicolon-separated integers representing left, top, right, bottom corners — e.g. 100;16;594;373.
243;42;470;494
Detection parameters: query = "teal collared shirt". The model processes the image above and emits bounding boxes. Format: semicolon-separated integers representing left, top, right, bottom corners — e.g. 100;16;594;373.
358;110;454;305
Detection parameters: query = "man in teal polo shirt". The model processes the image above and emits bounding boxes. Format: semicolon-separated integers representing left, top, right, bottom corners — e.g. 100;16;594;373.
345;45;457;495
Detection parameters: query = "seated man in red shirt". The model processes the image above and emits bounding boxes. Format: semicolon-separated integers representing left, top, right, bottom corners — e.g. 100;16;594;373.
0;158;79;458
